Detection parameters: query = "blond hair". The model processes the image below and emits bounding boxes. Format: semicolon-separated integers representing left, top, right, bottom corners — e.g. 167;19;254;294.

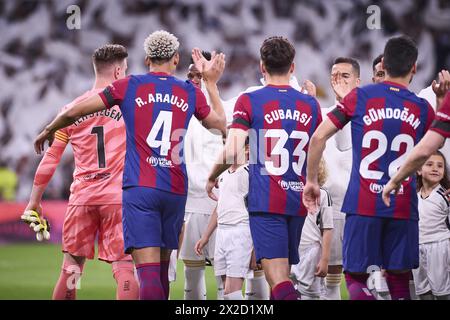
143;30;179;62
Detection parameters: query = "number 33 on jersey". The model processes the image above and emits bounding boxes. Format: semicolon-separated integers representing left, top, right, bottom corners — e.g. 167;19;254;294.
231;85;322;217
328;82;435;220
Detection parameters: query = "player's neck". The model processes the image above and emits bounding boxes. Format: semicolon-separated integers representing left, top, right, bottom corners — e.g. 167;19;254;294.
383;76;410;88
149;65;173;75
264;74;291;86
93;77;115;90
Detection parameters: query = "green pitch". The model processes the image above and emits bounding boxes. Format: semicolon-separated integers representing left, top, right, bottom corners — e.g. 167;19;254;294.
0;243;348;300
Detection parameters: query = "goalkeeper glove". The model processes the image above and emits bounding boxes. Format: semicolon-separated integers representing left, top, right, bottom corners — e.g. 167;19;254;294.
21;210;51;241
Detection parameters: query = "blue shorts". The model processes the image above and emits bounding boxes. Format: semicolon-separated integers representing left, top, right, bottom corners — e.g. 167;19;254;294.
343;214;419;273
122;186;186;254
249;212;305;265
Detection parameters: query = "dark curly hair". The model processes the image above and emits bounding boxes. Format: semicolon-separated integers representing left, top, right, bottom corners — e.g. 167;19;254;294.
260;36;295;76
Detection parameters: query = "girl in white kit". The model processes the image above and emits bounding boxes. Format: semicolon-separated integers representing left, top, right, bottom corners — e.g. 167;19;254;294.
413;151;450;300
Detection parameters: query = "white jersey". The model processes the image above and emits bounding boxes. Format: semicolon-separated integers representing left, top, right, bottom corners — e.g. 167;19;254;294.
322;105;352;219
300;189;334;249
417;184;450;244
217;165;249;225
184;83;232;215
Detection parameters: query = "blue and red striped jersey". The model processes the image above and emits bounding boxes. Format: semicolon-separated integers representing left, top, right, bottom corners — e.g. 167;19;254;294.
231;85;322;217
430;91;450;138
99;72;211;195
328;81;435;220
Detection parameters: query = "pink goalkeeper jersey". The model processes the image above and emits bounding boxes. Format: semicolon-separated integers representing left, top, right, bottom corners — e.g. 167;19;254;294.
55;89;125;205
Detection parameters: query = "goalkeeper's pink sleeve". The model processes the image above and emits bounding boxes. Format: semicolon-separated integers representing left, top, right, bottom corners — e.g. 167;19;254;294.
33;131;68;187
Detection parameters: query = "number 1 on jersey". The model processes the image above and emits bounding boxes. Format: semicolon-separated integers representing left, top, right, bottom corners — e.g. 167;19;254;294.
91;126;106;168
146;111;173;156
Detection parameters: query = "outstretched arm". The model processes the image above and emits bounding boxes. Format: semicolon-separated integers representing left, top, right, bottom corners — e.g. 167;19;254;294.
303;119;339;212
382;130;445;206
34;95;106;154
192;48;227;136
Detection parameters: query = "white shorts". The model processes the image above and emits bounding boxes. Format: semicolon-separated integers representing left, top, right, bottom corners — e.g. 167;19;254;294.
413;238;450;296
291;243;326;297
179;212;216;261
169;250;177;282
329;217;344;266
214;224;253;278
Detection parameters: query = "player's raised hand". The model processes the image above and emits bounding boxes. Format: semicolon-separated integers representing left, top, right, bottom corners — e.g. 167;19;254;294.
302;182;320;214
202;53;226;85
432;69;450;100
34;127;54;155
206;177;219;201
191;48;214;73
301;80;317;97
331;72;353;101
381;180;401;207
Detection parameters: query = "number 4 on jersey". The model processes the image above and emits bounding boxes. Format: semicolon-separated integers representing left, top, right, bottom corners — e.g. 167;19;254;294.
146;111;173;156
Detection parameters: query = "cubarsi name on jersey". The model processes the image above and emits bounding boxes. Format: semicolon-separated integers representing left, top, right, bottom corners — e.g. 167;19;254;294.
363;107;420;129
135;93;189;111
73;108;122;126
264;109;312;125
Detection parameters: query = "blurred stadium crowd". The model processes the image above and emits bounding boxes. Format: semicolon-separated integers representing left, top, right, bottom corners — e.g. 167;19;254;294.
0;0;449;201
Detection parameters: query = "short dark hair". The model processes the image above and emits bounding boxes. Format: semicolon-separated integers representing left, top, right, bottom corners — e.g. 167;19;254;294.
372;54;383;71
93;44;128;73
190;51;211;64
383;36;418;78
260;36;295;75
333;57;360;77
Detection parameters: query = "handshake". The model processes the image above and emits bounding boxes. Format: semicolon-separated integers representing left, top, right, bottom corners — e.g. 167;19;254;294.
20;210;51;242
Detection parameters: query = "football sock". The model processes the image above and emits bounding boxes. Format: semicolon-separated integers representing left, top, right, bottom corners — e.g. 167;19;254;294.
216;276;224;300
245;271;270;300
224;290;244;300
184;266;206;300
112;261;139;300
344;273;375;300
52;260;84;300
271;281;298;300
386;272;411;300
136;263;165;300
325;273;342;300
160;260;170;300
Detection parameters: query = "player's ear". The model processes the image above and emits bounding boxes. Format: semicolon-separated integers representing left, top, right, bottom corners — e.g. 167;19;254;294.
260;61;266;76
173;52;180;67
356;77;361;86
144;56;151;68
289;62;295;75
411;63;417;75
381;57;385;71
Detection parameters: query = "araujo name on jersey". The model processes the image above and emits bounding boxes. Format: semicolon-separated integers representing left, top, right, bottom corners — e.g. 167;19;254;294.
363;107;421;129
264;109;313;125
73;108;123;126
135;93;189;112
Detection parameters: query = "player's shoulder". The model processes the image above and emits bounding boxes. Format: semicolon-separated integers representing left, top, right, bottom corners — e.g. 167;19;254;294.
61;89;96;112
